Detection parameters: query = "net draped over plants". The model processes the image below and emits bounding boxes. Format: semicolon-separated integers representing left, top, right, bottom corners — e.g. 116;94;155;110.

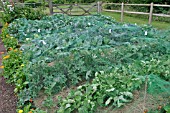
4;14;170;112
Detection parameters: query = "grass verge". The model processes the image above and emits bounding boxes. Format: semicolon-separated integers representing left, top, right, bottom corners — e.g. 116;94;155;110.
102;11;170;30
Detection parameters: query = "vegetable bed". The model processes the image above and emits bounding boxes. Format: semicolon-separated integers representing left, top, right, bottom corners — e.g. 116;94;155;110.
1;14;170;113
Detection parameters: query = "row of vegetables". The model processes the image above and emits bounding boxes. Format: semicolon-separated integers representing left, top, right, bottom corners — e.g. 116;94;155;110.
1;23;46;113
0;14;170;113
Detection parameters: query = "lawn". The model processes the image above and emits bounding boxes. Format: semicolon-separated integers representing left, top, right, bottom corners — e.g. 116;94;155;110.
102;11;170;30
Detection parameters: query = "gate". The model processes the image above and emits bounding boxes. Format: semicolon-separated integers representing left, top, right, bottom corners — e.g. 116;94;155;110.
51;2;102;16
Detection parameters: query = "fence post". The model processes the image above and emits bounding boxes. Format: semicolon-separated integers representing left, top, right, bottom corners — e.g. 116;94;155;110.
97;1;101;13
121;2;124;22
149;2;154;24
48;0;53;15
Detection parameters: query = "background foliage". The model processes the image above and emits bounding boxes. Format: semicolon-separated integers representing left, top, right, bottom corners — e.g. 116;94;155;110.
22;0;170;4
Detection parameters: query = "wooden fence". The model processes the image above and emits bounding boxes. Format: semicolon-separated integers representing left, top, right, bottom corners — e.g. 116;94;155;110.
49;2;102;16
0;2;170;24
102;2;170;24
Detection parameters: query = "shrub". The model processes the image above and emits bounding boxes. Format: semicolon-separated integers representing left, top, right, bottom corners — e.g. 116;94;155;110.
2;5;46;23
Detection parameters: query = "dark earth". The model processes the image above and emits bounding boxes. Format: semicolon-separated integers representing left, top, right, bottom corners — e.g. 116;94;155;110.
0;29;17;113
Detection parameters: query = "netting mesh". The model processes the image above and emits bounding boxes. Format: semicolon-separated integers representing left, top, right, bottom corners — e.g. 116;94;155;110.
147;74;170;97
4;14;170;112
97;74;170;113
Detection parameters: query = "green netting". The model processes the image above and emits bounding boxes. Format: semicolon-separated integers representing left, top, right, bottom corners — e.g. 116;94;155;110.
6;14;170;111
148;74;170;97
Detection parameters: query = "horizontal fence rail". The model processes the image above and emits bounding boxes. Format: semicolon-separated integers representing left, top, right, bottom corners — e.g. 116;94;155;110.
102;2;170;24
154;4;170;7
51;2;100;16
103;3;151;6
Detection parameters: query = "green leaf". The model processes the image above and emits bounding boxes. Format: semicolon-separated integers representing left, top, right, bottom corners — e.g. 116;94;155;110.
106;88;115;92
23;81;29;85
86;70;91;80
65;104;71;109
164;105;170;112
105;97;113;106
97;97;103;105
78;106;89;113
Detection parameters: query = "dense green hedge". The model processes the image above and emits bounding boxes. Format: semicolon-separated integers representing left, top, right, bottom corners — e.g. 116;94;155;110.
1;5;46;23
23;0;170;4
